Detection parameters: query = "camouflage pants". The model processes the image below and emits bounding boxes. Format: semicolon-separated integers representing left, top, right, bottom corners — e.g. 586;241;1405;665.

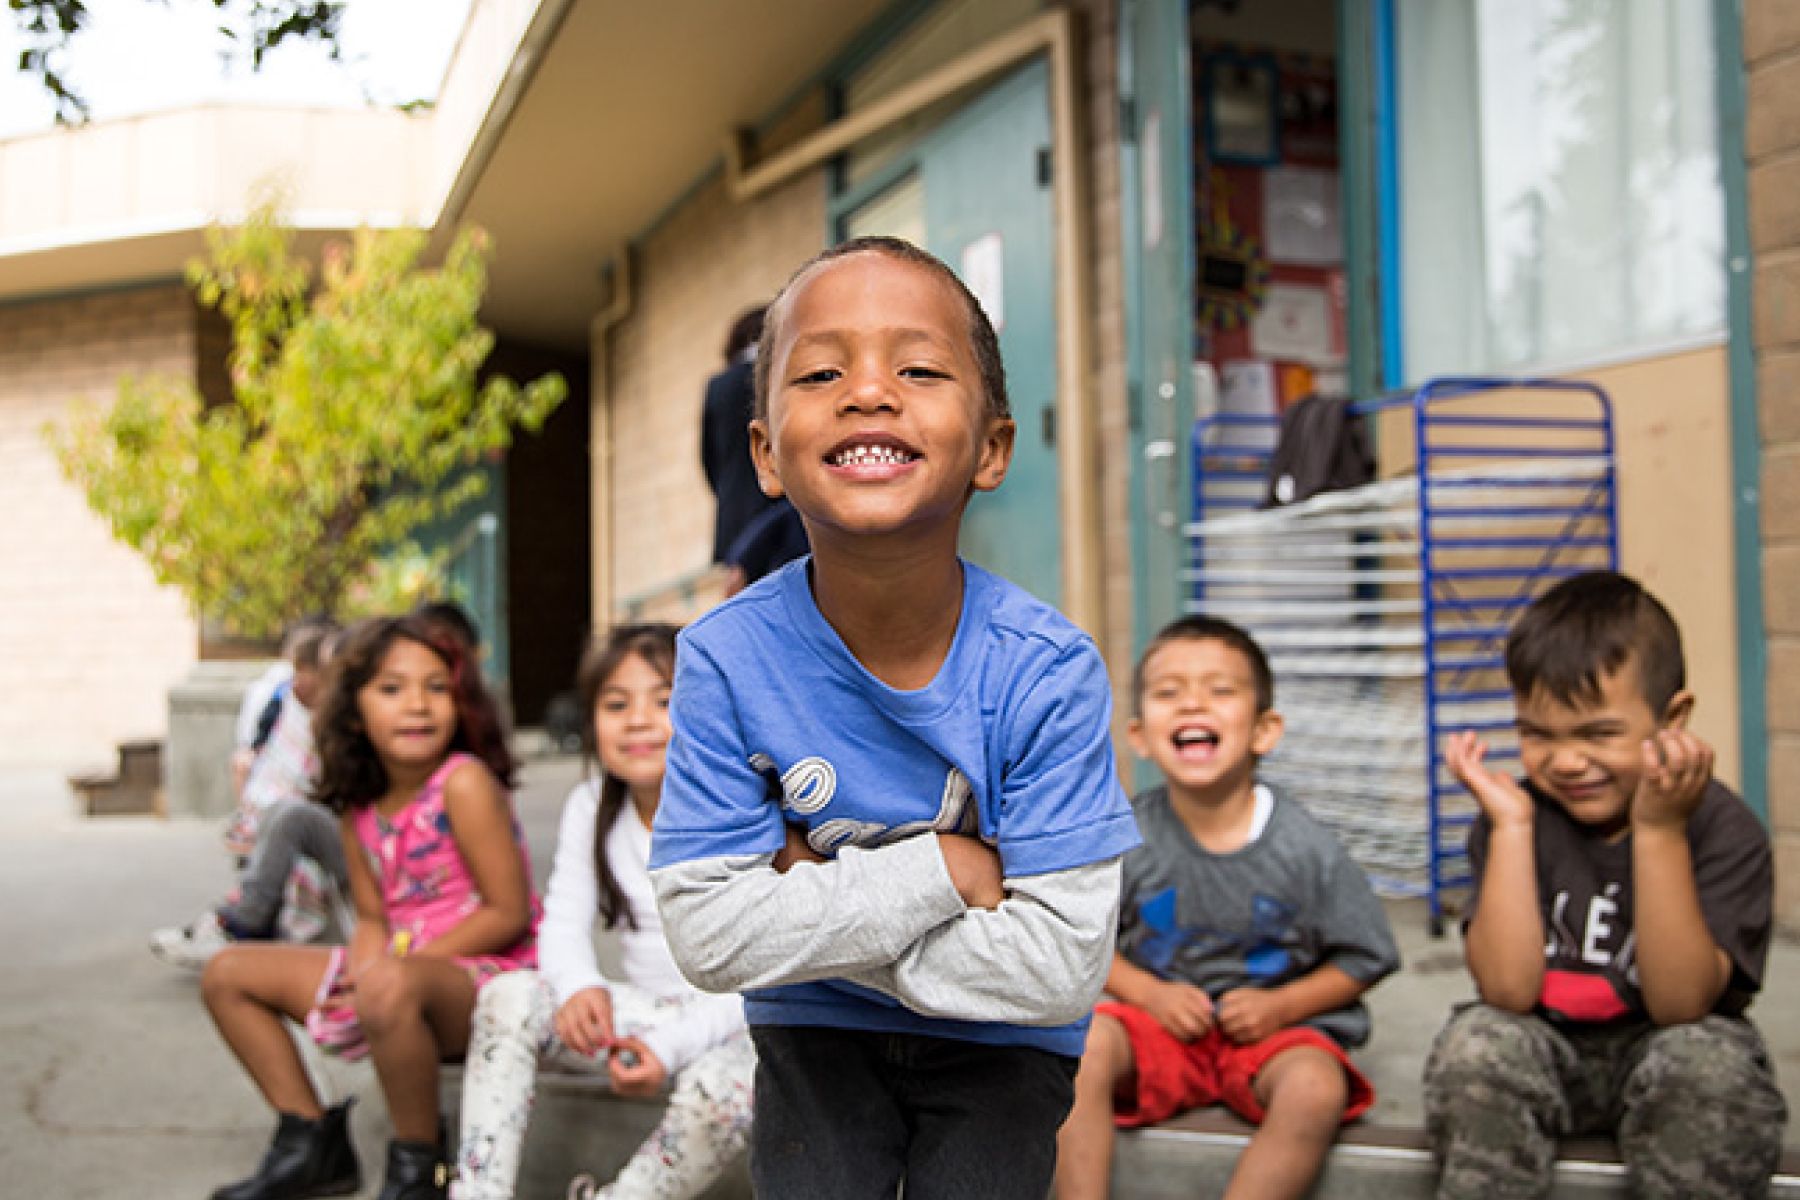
1423;1003;1786;1199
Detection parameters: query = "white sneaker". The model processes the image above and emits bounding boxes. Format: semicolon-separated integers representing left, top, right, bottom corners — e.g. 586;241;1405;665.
149;911;233;971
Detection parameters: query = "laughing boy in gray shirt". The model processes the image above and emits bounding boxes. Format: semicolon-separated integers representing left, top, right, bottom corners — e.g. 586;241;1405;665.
1055;616;1399;1200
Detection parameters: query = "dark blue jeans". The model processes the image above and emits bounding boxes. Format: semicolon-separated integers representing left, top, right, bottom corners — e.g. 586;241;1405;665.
749;1025;1079;1199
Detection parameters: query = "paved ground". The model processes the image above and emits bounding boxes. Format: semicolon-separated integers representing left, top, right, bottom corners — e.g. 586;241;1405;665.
0;757;1793;1197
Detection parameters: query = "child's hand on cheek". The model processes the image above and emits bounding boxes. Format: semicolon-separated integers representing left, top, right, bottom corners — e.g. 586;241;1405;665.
937;834;1005;910
1216;988;1290;1044
1631;729;1713;832
1446;731;1535;830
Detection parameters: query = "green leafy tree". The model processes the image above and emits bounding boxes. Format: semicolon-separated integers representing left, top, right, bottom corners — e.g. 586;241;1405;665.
47;201;567;639
12;1;347;123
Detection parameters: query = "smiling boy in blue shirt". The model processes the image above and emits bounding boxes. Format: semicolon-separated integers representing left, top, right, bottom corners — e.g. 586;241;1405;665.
649;236;1139;1199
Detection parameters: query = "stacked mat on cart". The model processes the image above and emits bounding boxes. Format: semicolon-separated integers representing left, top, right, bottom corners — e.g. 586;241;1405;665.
1185;379;1619;930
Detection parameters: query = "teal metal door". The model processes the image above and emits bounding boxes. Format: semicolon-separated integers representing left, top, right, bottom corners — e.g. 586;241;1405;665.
919;61;1062;606
1120;0;1198;653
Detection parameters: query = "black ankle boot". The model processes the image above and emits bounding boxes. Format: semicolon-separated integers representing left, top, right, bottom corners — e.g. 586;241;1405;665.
376;1137;449;1200
212;1099;361;1200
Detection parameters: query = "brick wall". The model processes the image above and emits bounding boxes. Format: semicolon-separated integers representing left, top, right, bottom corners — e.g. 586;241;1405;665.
1744;0;1800;925
0;285;201;769
1069;0;1138;752
599;103;829;620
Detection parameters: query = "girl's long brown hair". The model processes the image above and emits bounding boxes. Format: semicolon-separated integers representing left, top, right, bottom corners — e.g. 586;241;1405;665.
577;623;679;930
313;615;516;814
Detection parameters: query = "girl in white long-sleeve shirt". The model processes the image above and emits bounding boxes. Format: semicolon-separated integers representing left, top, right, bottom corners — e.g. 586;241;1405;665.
452;625;753;1200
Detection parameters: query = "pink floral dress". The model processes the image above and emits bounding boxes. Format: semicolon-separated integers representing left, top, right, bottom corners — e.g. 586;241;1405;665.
309;753;538;1058
352;751;541;980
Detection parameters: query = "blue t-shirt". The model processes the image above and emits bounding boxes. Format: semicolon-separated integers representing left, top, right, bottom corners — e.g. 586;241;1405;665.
651;557;1139;1053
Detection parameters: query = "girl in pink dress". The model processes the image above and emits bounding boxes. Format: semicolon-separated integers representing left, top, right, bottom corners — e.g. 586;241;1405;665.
201;614;539;1200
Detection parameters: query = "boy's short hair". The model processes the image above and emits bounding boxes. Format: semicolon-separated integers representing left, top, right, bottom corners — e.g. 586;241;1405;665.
1133;614;1274;715
284;618;339;671
1505;570;1685;713
753;236;1010;424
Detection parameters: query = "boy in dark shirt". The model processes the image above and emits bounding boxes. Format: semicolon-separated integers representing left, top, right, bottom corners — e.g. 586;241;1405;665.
1425;571;1787;1198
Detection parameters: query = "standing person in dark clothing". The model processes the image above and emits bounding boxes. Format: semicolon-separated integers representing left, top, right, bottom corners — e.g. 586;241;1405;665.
702;308;776;562
703;306;809;594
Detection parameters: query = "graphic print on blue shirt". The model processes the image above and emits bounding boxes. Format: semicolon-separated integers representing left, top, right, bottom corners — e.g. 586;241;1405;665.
1136;886;1296;982
750;752;982;852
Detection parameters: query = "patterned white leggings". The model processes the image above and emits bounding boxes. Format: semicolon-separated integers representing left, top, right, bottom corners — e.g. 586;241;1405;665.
451;970;754;1200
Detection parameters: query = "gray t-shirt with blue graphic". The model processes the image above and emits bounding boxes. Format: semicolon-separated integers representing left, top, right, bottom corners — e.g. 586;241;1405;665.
1116;785;1399;1048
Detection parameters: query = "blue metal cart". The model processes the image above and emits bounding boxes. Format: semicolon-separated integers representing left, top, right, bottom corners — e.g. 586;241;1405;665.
1186;377;1619;933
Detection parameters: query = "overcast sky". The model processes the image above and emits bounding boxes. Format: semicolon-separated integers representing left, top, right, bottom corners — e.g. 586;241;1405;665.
0;0;473;138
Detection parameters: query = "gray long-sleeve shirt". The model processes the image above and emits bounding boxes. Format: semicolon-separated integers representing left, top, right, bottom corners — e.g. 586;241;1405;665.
651;838;1122;1029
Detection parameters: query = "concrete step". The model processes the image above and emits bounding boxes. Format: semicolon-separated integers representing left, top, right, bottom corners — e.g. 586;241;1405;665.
440;1066;751;1199
439;1067;1800;1199
67;737;163;816
1118;1111;1800;1199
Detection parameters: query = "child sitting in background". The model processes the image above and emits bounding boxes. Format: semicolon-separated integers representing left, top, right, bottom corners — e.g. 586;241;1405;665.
200;614;539;1200
1055;616;1398;1200
453;624;753;1200
231;620;338;852
152;619;346;969
1424;571;1786;1198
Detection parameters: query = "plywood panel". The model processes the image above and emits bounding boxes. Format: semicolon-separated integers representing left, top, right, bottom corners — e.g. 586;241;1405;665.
1371;348;1742;784
1585;345;1741;786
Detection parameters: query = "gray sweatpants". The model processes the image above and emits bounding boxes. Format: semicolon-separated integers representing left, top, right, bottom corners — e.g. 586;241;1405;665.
219;797;348;934
1423;1002;1787;1199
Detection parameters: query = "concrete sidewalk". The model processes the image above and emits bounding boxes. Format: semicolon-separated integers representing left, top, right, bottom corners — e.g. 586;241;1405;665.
0;757;1793;1198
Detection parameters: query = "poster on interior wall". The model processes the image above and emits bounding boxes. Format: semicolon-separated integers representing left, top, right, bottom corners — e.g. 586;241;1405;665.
1264;166;1341;266
1219;359;1278;419
1204;52;1280;166
960;233;1005;332
1277;64;1338;164
1249;282;1333;363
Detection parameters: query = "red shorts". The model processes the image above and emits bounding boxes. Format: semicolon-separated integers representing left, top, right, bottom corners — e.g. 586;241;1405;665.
1096;1000;1376;1128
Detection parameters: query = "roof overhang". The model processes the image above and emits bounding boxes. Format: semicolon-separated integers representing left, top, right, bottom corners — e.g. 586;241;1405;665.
443;0;895;349
0;105;432;309
0;0;894;347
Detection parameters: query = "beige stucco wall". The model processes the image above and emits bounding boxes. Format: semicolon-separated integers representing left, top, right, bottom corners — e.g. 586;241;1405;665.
1744;0;1800;925
0;285;201;769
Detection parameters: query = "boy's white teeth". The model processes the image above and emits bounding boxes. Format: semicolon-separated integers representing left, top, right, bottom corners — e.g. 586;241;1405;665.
1174;730;1218;747
833;444;913;466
